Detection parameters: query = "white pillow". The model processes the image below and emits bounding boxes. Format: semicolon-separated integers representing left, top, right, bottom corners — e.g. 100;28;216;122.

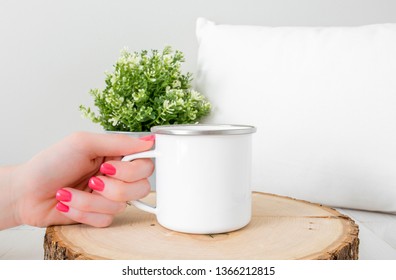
195;18;396;213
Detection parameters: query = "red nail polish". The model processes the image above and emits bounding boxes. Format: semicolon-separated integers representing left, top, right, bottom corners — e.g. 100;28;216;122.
100;163;116;175
56;202;69;213
139;134;155;141
56;189;72;202
88;176;105;191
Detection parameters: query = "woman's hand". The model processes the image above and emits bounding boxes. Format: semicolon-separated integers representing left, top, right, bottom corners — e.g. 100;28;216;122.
3;132;154;229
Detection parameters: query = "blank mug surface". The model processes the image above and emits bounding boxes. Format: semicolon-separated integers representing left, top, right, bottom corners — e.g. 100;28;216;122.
124;124;256;234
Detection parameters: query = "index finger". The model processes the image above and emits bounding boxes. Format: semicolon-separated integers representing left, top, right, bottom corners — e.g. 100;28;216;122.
67;132;155;159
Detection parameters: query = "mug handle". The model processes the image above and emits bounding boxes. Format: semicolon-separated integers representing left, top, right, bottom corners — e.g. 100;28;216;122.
122;150;157;215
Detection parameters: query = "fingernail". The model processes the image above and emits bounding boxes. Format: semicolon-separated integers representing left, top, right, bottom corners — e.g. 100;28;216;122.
139;134;155;141
56;202;69;213
100;162;116;175
56;189;72;202
88;176;105;191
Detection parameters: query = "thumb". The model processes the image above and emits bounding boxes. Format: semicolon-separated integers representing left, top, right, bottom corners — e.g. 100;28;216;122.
68;132;155;158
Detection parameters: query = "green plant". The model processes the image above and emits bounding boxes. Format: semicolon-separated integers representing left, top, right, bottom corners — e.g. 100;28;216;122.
80;46;211;132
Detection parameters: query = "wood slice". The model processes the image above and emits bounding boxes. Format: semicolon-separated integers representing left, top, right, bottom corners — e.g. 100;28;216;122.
44;192;359;260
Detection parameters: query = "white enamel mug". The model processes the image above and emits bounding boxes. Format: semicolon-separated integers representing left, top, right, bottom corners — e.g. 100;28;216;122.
122;124;256;234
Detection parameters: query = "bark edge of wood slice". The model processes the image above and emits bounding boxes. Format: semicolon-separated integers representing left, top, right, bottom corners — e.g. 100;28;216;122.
44;192;359;260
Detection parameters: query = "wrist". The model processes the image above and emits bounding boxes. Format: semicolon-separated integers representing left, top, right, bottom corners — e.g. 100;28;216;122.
0;164;23;229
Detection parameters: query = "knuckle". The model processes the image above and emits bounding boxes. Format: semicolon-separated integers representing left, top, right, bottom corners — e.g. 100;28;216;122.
74;210;114;228
95;215;114;228
110;185;129;201
132;158;155;177
108;179;151;202
66;131;90;150
146;159;155;176
77;199;92;212
73;210;89;224
116;202;127;213
137;179;151;197
67;131;87;143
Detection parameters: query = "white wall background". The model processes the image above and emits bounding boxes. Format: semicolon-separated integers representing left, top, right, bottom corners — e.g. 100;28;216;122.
1;0;396;165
